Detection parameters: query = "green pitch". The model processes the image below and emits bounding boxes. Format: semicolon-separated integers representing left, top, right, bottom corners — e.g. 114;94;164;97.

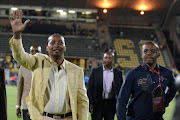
6;86;175;120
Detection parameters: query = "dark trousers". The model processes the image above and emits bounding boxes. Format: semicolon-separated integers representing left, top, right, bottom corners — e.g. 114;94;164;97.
91;99;116;120
22;109;31;120
149;112;164;120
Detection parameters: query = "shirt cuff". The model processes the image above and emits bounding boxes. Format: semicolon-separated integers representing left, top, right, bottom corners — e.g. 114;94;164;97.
16;105;20;109
13;37;21;43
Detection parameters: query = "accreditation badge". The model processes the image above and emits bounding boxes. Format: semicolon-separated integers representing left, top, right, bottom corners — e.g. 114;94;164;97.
152;86;164;112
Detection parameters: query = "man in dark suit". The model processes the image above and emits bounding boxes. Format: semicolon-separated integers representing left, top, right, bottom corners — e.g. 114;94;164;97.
0;67;7;120
88;51;123;120
173;73;180;120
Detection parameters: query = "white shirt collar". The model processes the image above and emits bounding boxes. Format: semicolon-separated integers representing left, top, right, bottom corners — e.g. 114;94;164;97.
103;64;113;72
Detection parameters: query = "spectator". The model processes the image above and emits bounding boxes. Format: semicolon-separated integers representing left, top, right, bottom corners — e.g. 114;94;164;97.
0;67;7;120
11;74;16;86
88;52;123;120
16;45;41;120
88;61;92;69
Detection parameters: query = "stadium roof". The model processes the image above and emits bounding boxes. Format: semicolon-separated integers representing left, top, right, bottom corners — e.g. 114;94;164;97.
0;0;178;11
1;0;180;14
0;0;179;26
87;0;174;11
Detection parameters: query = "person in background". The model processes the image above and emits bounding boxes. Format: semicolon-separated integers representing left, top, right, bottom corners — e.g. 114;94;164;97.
11;74;16;86
84;75;89;89
16;45;41;120
0;67;7;120
172;74;180;120
88;51;123;120
116;42;176;120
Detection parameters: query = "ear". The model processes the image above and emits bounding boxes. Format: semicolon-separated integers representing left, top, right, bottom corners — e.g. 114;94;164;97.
156;52;160;58
46;45;49;52
141;53;143;59
64;46;66;51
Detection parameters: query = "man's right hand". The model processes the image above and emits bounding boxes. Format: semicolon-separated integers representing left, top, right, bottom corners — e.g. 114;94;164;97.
9;9;30;39
16;108;21;118
89;104;93;113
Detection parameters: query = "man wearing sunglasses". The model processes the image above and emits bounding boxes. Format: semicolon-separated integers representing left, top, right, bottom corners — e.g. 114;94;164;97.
116;42;176;120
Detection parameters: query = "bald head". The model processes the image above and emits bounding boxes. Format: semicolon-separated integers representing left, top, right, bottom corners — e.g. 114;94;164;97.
46;33;66;63
30;45;41;55
103;51;114;58
103;51;114;69
141;41;160;67
142;42;160;53
48;33;65;46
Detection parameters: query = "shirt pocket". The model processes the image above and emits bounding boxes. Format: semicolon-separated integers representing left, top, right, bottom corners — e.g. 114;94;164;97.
137;77;152;91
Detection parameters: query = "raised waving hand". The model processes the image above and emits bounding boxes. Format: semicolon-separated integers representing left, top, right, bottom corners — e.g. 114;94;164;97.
9;9;30;39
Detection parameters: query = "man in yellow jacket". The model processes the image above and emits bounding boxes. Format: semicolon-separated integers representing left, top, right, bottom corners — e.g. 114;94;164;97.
9;9;89;120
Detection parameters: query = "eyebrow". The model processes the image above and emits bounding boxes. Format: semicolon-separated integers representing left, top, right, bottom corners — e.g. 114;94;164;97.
144;48;156;50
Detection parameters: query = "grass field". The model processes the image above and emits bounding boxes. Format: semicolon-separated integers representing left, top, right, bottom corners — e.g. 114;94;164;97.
6;86;175;120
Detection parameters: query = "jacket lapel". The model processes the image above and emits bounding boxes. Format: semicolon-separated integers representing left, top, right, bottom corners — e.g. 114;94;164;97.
65;61;77;118
113;68;116;83
99;67;103;89
65;61;75;91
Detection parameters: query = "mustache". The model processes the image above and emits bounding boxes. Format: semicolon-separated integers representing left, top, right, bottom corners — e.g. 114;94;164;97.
146;56;154;59
104;62;112;64
52;48;61;51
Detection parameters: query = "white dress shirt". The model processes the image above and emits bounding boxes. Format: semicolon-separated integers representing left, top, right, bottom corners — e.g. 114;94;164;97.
102;65;114;99
44;60;71;114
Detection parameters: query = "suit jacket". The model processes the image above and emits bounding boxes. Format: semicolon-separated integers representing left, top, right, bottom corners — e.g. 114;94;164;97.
87;66;123;105
0;68;7;120
17;66;32;109
9;37;89;120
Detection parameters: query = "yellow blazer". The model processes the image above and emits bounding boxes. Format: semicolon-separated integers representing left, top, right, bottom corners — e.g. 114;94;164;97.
9;37;89;120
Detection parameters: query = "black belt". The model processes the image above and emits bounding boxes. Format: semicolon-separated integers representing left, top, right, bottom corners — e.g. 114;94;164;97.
43;112;72;118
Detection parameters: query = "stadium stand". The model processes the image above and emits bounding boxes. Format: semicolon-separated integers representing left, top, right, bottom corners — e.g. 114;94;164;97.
0;33;102;59
0;0;180;81
0;1;180;119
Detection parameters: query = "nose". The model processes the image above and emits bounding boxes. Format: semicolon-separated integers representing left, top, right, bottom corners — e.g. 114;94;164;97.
32;51;36;55
146;51;152;55
144;50;154;55
54;41;60;47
